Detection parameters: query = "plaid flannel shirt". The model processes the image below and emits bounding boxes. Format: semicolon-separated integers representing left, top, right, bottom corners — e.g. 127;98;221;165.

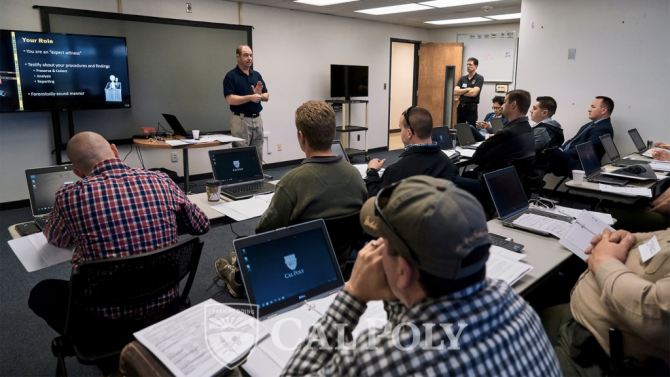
282;279;560;376
44;158;210;319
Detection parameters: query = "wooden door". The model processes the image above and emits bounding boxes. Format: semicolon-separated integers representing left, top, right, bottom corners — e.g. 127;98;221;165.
417;43;463;128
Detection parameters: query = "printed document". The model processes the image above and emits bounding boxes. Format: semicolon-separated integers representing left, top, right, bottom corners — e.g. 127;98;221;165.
598;184;652;198
8;232;74;272
512;213;571;238
457;149;476;158
486;253;533;286
211;194;274;221
559;210;614;260
536;205;614;225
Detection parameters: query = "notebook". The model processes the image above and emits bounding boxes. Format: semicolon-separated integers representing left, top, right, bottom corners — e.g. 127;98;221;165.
575;142;628;186
208;147;275;200
599;133;640;167
431;126;460;160
162;113;192;136
233;219;345;321
25;164;81;230
484;167;573;237
331;140;350;163
454;123;482;149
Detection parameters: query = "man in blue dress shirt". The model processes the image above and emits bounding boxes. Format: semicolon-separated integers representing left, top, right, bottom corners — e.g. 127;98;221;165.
224;45;269;160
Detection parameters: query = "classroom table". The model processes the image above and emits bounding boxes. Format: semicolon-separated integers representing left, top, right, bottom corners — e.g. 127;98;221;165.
134;136;230;195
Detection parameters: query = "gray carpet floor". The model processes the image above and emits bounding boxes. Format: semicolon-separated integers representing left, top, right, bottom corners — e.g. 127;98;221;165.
0;149;402;376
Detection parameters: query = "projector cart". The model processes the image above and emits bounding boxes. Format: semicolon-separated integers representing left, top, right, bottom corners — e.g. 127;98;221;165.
326;99;370;162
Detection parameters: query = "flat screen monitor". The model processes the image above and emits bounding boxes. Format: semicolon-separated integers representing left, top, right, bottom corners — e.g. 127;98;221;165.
330;64;368;100
0;29;131;112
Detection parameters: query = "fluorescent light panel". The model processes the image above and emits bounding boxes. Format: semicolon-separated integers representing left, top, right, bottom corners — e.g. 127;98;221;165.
425;17;492;25
356;4;432;15
420;0;500;8
487;13;522;20
293;0;359;6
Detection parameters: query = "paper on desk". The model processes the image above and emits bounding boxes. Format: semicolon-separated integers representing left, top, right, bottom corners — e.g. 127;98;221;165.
642;148;665;157
486;253;533;286
512;213;571;238
649;161;670;172
353;164;385;179
598;184;652;198
537;205;614;225
8;232;74;272
458;149;476;158
442;150;460;159
211;194;274;221
165;140;193;147
489;245;526;261
134;299;267;377
559;210;615;260
200;135;244;143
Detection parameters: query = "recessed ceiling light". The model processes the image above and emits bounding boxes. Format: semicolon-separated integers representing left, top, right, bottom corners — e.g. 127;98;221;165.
356;4;433;16
486;13;522;20
420;0;500;8
293;0;359;6
425;17;492;25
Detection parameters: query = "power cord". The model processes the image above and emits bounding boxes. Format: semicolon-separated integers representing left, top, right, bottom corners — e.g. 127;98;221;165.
123;144;133;161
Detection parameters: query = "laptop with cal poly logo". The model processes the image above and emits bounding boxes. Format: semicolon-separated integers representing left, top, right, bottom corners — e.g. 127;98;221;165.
208;146;275;200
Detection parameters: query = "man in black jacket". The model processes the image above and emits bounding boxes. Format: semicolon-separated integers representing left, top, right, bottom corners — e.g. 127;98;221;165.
469;89;535;177
547;96;615;177
366;107;457;196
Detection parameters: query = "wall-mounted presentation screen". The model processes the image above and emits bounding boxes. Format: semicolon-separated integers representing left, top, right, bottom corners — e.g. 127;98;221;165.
0;30;131;113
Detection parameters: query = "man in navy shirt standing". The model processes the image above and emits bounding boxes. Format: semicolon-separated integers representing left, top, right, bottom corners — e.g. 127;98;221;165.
223;45;269;160
454;57;484;128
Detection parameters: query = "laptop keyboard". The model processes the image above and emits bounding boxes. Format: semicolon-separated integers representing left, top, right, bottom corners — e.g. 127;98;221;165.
506;209;569;223
588;172;628;186
223;181;274;194
613;159;643;167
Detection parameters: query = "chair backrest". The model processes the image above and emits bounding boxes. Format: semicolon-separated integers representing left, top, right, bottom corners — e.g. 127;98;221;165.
322;211;363;269
65;237;203;334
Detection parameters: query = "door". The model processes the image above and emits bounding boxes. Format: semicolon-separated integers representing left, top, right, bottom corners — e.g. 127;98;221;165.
417;43;463;128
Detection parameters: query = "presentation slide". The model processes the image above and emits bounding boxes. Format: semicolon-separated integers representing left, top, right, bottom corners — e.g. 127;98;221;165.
0;30;131;112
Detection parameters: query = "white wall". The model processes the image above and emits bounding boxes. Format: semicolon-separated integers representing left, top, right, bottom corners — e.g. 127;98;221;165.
389;42;415;131
0;0;428;203
517;0;670;157
428;22;520;121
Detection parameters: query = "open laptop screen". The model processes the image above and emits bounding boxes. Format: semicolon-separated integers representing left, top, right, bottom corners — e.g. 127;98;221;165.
331;140;350;163
25;165;80;216
599;134;620;161
484;167;528;219
628;128;646;153
575;142;601;176
161;113;189;136
209;147;263;184
455;123;476;146
431;126;454;150
233;220;343;319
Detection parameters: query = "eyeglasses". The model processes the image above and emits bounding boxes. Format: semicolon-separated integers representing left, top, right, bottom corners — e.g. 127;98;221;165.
492;106;502;110
375;181;421;266
402;106;416;134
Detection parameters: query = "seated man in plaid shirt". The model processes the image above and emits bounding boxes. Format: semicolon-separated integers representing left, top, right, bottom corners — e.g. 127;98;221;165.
281;176;560;376
28;131;210;334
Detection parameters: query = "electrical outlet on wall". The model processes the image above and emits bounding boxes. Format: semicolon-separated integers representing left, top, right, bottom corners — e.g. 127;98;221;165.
186;3;192;13
278;143;282;151
357;135;360;141
171;152;178;163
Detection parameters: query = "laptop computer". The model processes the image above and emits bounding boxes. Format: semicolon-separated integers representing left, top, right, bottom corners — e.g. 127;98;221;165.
208;147;275;200
331;140;350;163
628;128;648;154
233;219;345;321
484;166;573;237
162;113;191;136
454;123;482;149
431;126;460;160
490;118;505;133
575;142;629;186
25;164;81;230
600;134;642;167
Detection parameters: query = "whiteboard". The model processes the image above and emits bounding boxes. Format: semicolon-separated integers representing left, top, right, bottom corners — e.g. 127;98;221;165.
457;32;517;82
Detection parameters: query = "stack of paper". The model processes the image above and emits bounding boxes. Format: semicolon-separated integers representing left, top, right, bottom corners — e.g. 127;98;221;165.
486;245;532;286
535;205;614;225
211;194;274;221
598;184;652;197
559;210;615;260
200;135;245;143
512;213;572;238
134;299;268;377
442;150;460;159
649;161;670;172
8;232;74;272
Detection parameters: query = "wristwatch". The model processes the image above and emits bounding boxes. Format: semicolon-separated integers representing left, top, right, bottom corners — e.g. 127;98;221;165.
366;168;379;176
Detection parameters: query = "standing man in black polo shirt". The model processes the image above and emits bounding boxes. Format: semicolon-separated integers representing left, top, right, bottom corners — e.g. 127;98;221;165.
454;57;484;127
224;45;269;160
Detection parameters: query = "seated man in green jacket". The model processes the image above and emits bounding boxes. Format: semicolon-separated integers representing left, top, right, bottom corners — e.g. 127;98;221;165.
216;100;368;296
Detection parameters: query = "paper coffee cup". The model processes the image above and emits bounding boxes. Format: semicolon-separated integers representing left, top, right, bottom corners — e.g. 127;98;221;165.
572;170;585;185
192;130;200;140
206;180;221;202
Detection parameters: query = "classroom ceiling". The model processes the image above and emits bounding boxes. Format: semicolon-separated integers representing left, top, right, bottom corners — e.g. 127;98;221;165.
233;0;522;29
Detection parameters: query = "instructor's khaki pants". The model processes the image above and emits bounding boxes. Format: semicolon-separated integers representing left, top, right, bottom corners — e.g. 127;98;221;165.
231;114;264;162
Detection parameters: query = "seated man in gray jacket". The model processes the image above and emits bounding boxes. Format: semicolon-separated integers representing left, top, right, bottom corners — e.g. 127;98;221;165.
529;96;564;152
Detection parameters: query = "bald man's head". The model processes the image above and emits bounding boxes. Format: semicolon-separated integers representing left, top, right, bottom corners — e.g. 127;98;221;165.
66;132;119;177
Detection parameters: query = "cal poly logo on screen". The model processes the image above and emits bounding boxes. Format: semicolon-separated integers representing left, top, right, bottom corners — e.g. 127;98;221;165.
284;254;297;270
232;160;243;172
204;303;260;370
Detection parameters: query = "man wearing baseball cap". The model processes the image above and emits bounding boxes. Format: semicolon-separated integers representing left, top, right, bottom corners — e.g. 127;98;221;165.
282;176;559;376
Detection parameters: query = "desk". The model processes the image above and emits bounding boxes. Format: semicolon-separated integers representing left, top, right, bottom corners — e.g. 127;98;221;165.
134;137;230;194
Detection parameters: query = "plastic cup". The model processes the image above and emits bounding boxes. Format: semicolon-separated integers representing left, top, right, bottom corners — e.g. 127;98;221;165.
572;170;585;185
192;130;200;140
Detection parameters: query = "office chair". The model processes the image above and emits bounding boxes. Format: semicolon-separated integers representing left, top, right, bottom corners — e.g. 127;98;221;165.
322;211;363;272
608;328;669;377
51;237;203;376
